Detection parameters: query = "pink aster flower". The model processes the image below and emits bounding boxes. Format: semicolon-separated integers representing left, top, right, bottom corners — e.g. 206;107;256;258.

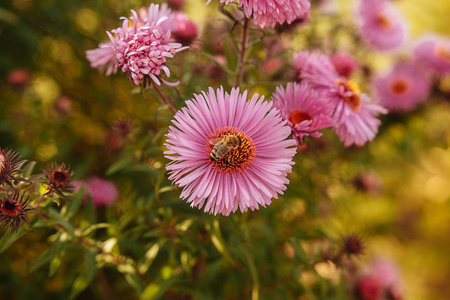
330;52;359;78
301;51;387;146
214;0;311;28
414;35;450;75
164;87;296;215
86;3;187;86
372;62;431;112
356;0;407;51
272;82;334;141
72;177;118;207
293;50;310;80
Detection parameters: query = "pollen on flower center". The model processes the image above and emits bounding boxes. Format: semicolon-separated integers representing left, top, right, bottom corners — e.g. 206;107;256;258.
376;14;391;30
206;127;256;174
390;79;409;95
337;79;362;112
289;110;313;125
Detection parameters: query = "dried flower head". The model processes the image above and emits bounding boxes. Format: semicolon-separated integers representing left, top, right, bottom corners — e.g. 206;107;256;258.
342;233;365;257
42;163;74;197
112;117;134;137
0;191;32;232
0;148;30;189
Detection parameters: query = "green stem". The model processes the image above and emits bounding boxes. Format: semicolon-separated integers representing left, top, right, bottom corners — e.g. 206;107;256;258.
235;18;249;87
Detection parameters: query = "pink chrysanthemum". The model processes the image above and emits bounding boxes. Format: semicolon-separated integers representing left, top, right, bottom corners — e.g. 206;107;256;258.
165;87;296;215
215;0;311;28
272;82;334;141
372;62;431;112
330;52;359;78
86;3;187;86
356;0;407;51
414;35;450;75
301;51;387;146
72;177;118;207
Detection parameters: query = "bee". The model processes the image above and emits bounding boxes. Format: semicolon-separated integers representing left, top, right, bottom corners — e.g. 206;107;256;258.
209;135;242;162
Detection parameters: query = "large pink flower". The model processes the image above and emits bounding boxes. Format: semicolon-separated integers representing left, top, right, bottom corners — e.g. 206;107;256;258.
300;51;387;146
272;82;334;141
86;3;187;86
356;0;407;51
372;62;431;112
165;87;296;215
216;0;310;28
414;35;450;76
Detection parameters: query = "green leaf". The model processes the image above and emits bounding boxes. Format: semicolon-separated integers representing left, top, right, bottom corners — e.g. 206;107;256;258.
141;266;178;300
48;208;75;237
49;240;65;276
62;186;85;220
138;241;163;274
69;249;97;300
206;219;241;269
105;157;134;176
0;226;28;253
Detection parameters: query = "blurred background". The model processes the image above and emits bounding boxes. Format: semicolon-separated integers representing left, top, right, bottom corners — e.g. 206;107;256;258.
0;0;450;299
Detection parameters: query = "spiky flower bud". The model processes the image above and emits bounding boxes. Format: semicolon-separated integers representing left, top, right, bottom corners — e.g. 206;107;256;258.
42;163;74;197
342;233;365;257
0;191;32;232
0;148;30;189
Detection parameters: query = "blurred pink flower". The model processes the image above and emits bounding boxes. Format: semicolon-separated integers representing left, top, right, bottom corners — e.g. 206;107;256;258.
293;51;311;79
414;35;450;75
330;52;359;78
356;0;407;51
372;258;400;288
272;82;334;141
300;51;387;146
216;0;311;28
372;62;432;112
72;177;118;207
86;3;187;86
358;275;382;300
165;87;296;215
170;12;198;46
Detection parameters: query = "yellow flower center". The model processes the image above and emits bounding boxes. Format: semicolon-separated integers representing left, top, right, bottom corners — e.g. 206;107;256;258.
376;14;391;30
336;79;362;112
206;127;256;174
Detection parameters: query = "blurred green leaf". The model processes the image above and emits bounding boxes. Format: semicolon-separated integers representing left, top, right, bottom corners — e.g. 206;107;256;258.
0;226;28;253
69;249;97;300
141;265;178;300
48;208;75;237
105;157;135;176
62;186;85;220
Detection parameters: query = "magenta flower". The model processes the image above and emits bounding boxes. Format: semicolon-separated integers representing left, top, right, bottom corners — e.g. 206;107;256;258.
414;35;450;75
356;0;407;51
215;0;311;28
293;50;311;79
272;82;334;141
72;177;118;207
301;51;387;146
86;3;187;86
330;52;359;78
372;62;431;112
165;87;296;215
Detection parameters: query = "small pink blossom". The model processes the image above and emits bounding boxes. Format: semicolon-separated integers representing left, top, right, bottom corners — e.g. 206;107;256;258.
72;177;118;207
330;52;359;78
414;35;450;75
86;3;187;86
372;62;431;112
165;87;296;215
356;0;408;51
272;82;334;141
170;12;198;46
215;0;311;28
300;51;387;146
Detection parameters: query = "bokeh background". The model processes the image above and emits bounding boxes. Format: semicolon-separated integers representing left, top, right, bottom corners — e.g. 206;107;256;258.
1;0;450;299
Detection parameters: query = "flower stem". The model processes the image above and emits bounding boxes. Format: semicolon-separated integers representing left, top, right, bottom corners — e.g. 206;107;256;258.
33;195;46;208
236;18;249;87
152;82;177;114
